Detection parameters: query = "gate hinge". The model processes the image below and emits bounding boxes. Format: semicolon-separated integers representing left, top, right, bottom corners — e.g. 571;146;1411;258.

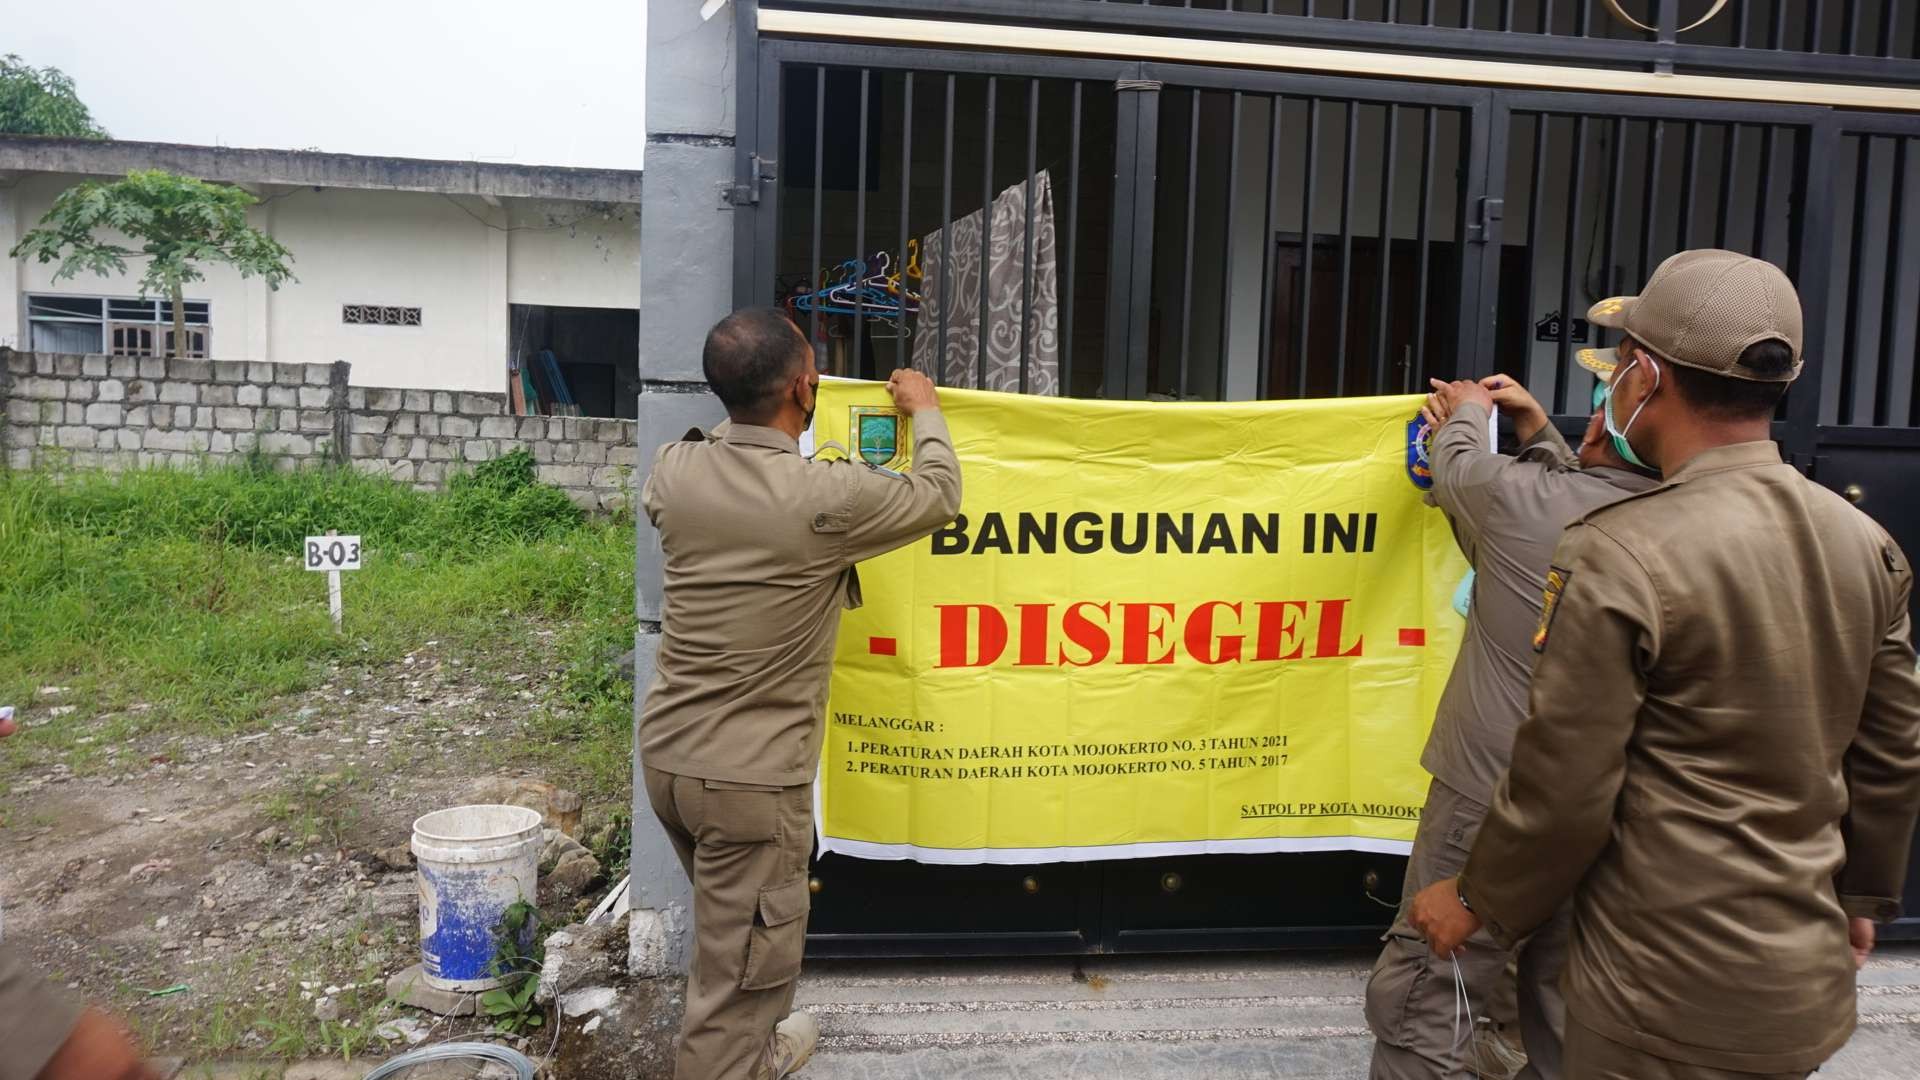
1468;196;1505;242
719;153;776;208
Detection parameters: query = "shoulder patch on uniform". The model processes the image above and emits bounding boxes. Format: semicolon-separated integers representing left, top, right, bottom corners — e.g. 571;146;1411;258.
1886;544;1906;574
1533;566;1572;653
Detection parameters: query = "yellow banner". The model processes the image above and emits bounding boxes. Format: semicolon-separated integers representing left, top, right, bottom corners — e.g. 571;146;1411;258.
812;381;1468;864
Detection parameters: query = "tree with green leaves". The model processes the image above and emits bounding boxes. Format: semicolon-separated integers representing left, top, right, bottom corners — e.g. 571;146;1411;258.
10;170;296;356
0;54;107;138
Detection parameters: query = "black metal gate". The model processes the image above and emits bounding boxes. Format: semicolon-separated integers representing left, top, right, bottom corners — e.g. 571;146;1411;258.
735;33;1920;953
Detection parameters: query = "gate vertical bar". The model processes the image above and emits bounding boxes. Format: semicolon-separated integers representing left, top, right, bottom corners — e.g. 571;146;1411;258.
938;75;956;384
895;73;913;370
978;76;998;390
1523;112;1549;394
733;11;770;307
809;67;826;353
1785;115;1838;467
1601;116;1627;307
1678;120;1700;250
1219;91;1242;399
1105;81;1138;399
1556;115;1589;413
1064;82;1082;393
1021;78;1040;391
1372;103;1400;394
1105;74;1159;401
1842;135;1874;424
1335;101;1359;392
1638;119;1665;283
1180;88;1201;399
1260;93;1284;396
1876;137;1908;426
1754;126;1778;261
745;48;783;308
1413;106;1437;388
853;69;870;377
1886;138;1919;427
1716;125;1741;249
1459;91;1500;380
1294;99;1321;397
1126;83;1161;401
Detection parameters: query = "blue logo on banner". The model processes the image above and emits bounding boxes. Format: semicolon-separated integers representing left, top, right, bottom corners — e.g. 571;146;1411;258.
1406;417;1434;490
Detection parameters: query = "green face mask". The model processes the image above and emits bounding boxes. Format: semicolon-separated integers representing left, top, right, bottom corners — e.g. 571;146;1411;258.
1602;354;1659;470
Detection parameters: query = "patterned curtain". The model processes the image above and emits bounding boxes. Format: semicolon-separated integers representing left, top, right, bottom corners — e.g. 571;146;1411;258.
912;171;1060;396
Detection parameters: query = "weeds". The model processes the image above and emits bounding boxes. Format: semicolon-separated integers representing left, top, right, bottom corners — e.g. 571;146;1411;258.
0;458;634;767
480;900;546;1035
264;766;364;849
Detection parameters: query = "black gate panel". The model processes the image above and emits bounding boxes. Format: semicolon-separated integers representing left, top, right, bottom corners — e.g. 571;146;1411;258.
1133;66;1485;403
744;32;1920;954
1484;91;1824;419
805;856;1102;956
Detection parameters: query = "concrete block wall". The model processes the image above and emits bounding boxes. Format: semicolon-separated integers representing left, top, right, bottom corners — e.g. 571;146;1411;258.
342;385;640;511
1;349;638;512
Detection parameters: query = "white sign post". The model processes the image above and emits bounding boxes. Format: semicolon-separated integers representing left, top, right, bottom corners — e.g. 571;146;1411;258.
304;530;362;632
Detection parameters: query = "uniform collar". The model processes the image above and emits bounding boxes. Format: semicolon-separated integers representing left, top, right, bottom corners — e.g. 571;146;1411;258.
1585;465;1662;493
1663;440;1783;484
721;422;801;455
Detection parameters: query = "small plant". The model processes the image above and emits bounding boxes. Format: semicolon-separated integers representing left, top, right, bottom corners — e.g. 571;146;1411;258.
588;810;633;882
479;900;545;1035
264;766;363;849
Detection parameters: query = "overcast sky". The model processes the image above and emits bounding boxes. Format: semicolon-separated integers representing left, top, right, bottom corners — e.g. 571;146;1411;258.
7;0;648;171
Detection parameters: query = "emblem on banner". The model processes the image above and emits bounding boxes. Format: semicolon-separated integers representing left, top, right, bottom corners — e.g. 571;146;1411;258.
852;406;909;472
1406;417;1435;490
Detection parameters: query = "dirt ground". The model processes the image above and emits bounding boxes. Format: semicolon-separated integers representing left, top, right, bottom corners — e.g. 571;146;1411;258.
0;626;622;1066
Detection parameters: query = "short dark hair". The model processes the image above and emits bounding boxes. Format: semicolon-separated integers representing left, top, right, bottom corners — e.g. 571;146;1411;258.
702;308;807;420
1642;337;1794;421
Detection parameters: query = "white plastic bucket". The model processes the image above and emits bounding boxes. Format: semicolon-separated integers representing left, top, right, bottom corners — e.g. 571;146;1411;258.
411;804;543;992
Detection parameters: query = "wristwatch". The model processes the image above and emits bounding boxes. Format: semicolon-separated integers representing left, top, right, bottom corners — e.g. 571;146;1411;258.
1456;887;1475;914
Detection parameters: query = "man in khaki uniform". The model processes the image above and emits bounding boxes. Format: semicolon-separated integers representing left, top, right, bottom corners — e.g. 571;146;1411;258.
1368;370;1657;1080
1411;250;1920;1079
640;308;962;1080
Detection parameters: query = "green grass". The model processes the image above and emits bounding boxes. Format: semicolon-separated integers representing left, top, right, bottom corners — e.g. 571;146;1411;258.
0;452;636;781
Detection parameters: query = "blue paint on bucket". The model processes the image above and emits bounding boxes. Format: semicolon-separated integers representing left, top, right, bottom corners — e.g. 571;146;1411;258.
412;804;543;991
419;864;522;984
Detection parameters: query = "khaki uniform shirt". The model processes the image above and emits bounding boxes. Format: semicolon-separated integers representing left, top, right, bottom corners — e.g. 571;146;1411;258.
1459;441;1920;1073
639;412;962;787
1423;401;1658;805
0;942;85;1080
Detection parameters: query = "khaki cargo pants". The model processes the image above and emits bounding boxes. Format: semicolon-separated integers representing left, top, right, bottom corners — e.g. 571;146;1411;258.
644;766;814;1080
1366;778;1571;1080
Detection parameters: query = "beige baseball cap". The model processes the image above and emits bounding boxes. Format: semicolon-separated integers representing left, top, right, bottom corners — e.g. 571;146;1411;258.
1583;248;1803;383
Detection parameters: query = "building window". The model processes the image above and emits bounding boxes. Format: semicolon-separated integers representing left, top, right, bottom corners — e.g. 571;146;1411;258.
25;294;211;357
343;304;422;326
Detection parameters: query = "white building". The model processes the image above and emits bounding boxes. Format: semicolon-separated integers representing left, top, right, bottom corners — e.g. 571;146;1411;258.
0;137;641;417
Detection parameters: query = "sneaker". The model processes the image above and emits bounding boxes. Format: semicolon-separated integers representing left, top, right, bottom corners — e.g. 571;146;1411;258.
766;1011;819;1078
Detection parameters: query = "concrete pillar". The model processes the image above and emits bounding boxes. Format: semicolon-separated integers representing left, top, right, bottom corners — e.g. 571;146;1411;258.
485;199;510;394
630;0;739;977
244;194;274;361
0;182;22;350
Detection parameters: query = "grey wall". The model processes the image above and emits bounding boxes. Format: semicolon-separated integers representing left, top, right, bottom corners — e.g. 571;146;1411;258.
1;349;637;508
630;0;734;977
